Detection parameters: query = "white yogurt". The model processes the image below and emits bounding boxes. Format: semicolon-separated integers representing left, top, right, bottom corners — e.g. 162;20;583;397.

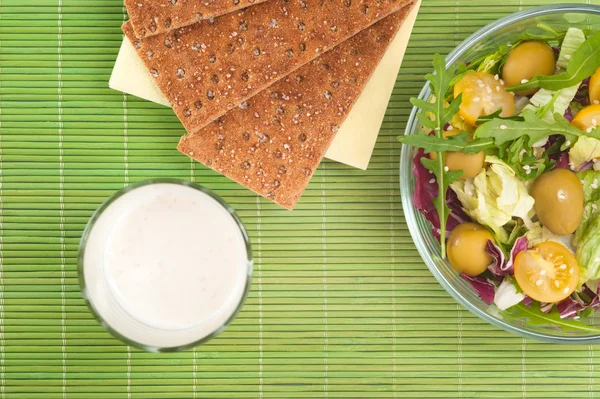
81;182;251;350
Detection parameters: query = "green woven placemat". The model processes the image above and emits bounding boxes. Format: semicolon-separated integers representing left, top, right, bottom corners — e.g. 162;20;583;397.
1;0;600;398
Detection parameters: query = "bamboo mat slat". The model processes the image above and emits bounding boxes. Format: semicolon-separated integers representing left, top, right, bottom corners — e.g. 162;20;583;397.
1;0;600;397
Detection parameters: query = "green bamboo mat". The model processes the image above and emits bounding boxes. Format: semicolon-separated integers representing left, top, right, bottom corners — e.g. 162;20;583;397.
1;0;600;398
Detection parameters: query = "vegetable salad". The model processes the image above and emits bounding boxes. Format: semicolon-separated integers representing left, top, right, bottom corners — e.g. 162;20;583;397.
401;27;600;319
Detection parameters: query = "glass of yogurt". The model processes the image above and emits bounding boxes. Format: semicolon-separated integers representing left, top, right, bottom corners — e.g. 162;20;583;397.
78;179;252;352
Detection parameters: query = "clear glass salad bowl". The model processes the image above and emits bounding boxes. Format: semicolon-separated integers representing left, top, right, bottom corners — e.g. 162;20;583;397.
400;4;600;343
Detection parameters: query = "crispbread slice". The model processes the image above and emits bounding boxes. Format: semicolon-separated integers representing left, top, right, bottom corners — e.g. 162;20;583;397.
123;0;412;134
125;0;269;39
177;5;414;209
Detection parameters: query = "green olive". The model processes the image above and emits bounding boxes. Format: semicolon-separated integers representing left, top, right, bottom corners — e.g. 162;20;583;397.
531;168;584;236
501;40;556;96
429;130;485;179
447;222;495;277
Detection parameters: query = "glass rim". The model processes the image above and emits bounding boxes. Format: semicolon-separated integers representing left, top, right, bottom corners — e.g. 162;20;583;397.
78;178;254;352
400;4;600;343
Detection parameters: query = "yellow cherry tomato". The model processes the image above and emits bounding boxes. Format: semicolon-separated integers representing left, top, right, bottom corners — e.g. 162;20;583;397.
514;241;579;303
428;130;485;179
454;72;515;126
447;222;495;277
590;67;600;105
571;104;600;132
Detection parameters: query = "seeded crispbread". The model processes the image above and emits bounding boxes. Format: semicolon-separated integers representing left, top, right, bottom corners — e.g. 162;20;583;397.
125;0;269;39
122;0;412;134
177;5;414;209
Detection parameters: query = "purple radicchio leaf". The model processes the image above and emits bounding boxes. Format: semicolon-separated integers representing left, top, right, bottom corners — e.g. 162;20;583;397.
555;152;570;169
506;236;528;273
460;273;495;305
485;236;528;277
557;298;583;319
485;241;506;277
522;296;533;308
412;148;470;239
564;107;574;123
412;148;438;224
546;135;568;165
557;282;600;319
445;188;470;235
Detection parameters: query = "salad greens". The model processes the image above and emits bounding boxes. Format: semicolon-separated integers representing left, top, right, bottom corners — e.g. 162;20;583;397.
476;45;510;75
501;303;600;333
511;23;567;45
569;136;600;171
399;132;494;154
400;24;600;320
409;54;464;257
474;110;600;145
575;214;600;286
523;84;580;123
557;28;587;69
450;156;534;243
575;171;600;284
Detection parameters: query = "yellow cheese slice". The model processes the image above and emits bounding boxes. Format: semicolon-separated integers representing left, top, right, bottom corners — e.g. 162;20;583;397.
109;0;420;169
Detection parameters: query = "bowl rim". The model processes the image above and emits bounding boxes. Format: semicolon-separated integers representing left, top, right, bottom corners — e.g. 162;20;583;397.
400;3;600;343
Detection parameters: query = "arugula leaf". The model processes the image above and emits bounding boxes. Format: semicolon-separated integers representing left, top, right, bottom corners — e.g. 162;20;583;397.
474;109;600;146
533;90;562;119
476;45;510;75
406;54;464;257
500;303;600;333
513;23;566;44
494;134;554;181
507;31;600;92
505;220;526;250
476;109;523;125
398;132;495;154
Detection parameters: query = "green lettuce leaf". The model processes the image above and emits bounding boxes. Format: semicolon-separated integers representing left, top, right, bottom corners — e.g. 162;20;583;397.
525;223;575;253
522;83;581;123
450;156;535;243
574;171;600;285
574;171;600;244
557;27;587;69
575;214;600;286
569;136;600;171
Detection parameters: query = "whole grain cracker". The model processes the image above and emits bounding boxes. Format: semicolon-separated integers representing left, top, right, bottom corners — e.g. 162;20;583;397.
123;0;412;134
177;5;414;209
125;0;269;39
